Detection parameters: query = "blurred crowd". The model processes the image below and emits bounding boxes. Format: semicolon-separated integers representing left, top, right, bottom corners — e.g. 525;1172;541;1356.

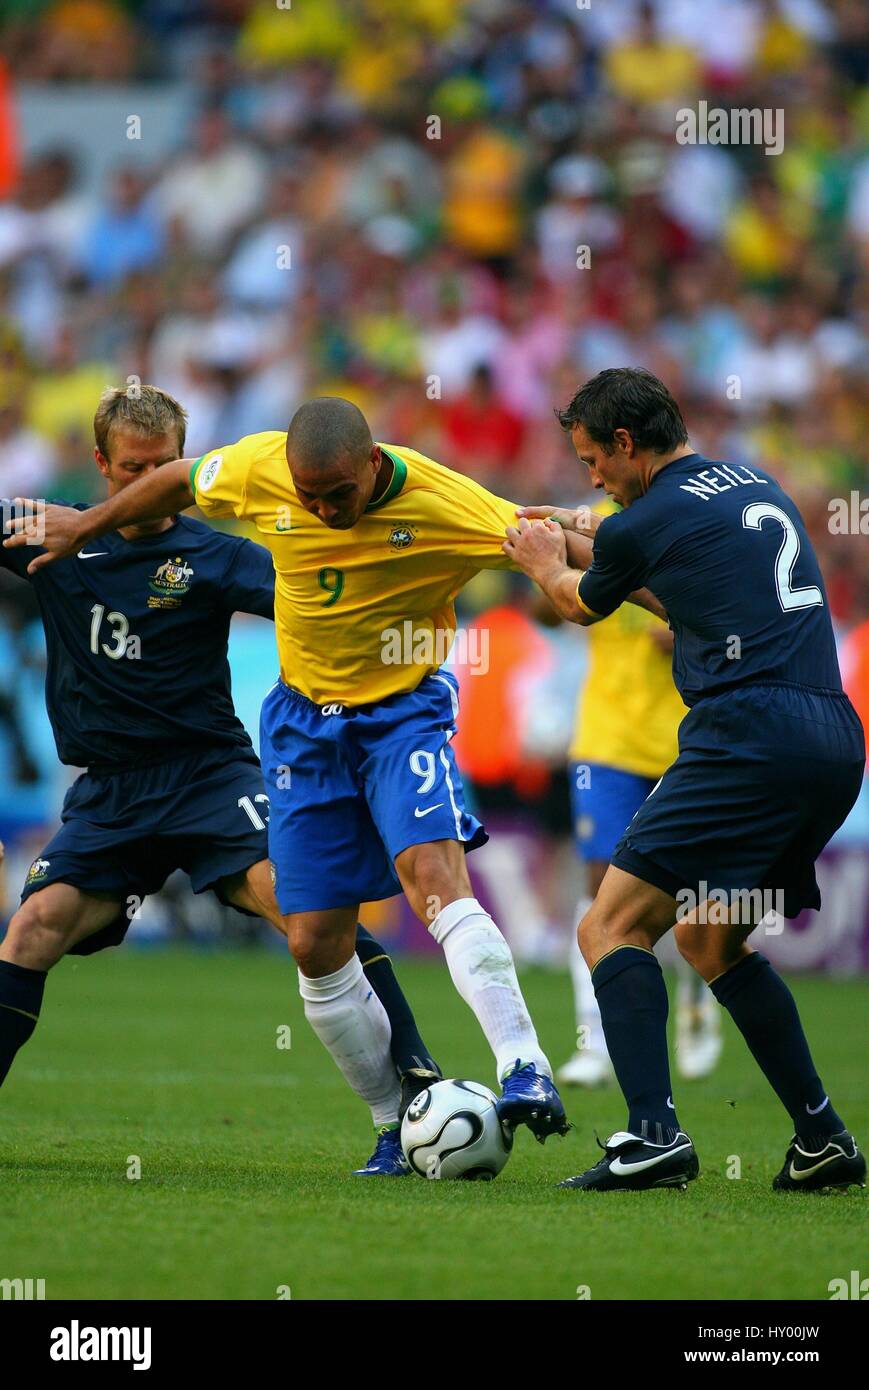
0;0;866;944
0;0;866;633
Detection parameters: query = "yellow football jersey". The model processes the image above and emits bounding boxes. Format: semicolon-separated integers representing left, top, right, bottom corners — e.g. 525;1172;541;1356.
190;433;517;706
569;501;687;779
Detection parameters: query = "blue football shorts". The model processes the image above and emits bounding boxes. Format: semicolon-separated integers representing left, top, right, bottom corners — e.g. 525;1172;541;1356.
568;760;660;863
259;670;486;913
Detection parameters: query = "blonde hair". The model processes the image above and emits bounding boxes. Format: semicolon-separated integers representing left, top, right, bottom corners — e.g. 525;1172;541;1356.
93;384;188;460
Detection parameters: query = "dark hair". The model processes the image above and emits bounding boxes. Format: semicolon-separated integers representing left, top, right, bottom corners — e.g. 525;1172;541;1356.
286;396;372;468
556;368;688;454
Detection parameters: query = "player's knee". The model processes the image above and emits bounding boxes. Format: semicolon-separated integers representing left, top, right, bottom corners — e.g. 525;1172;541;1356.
398;841;469;919
577;909;606;967
674;921;742;982
286;923;337;978
674;920;703;969
578;902;649;968
3;896;73;969
286;923;313;971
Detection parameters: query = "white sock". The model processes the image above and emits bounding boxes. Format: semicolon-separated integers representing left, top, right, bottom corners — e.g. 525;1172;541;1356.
569;895;608;1054
676;957;720;1028
429;897;551;1083
298;955;400;1128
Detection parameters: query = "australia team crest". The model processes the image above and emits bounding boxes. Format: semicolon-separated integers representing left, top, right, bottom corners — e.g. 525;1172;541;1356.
148;557;193;609
26;858;50;886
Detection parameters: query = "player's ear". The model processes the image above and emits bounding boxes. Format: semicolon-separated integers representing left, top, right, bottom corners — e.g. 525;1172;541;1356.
613;428;634;458
94;448;110;479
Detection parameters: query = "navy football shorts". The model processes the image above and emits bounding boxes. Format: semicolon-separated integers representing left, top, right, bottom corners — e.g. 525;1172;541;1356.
19;745;270;953
611;684;865;919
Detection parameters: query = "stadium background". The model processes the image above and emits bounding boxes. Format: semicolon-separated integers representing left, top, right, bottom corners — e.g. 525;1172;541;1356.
0;0;866;971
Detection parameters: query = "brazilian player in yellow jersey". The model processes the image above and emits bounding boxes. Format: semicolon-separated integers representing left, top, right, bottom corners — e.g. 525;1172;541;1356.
21;397;667;1154
186;425;521;706
559;500;722;1089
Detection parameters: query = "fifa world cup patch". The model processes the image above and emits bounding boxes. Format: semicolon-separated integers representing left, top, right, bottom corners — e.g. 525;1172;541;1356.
26;858;50;885
197;454;223;492
387;523;416;550
148;557;194;609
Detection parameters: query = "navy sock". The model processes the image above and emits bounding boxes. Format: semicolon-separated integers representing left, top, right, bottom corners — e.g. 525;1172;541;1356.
592;945;680;1141
354;925;440;1076
0;959;46;1086
709;952;844;1147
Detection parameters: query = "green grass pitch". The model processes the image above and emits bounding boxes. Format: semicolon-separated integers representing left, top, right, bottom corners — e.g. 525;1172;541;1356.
1;947;866;1301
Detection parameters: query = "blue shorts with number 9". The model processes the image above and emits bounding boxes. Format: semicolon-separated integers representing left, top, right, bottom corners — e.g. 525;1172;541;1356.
259;670;487;913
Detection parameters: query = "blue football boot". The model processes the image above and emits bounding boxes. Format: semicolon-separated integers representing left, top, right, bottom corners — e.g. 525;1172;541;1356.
352;1124;411;1177
496;1060;570;1144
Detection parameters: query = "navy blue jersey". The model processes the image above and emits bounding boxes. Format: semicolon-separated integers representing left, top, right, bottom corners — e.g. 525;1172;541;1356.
1;503;275;769
578;454;842;707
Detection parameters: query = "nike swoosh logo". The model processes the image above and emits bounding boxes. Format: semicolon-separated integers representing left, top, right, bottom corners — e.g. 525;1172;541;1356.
610;1141;693;1176
414;804;444;818
666;1096;675;1109
77;551;108;559
806;1096;829;1116
788;1152;841;1181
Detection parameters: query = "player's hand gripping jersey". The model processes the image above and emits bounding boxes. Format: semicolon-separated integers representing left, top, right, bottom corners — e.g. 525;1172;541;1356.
190;435;517;706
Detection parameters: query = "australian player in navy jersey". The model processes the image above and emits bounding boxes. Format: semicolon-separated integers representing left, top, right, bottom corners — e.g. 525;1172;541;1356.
0;386;441;1176
506;367;866;1193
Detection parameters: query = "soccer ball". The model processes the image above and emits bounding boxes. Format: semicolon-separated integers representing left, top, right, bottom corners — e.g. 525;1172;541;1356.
401;1078;513;1180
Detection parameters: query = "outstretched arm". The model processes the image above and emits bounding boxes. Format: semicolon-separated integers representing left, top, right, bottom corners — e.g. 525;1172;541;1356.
3;459;196;575
504;517;667;625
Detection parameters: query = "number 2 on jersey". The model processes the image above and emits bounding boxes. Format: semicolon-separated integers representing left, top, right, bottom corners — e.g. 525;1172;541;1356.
741;502;823;613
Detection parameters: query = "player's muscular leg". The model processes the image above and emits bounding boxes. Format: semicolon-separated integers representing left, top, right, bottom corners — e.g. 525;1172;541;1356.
393;839;472;924
395;839;558;1099
283;907;359;978
220;860;286;935
0;884;123;971
674;900;756;983
578;864;677;968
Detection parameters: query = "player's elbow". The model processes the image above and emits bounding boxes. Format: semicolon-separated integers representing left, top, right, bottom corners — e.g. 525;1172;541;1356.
565;601;598;627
